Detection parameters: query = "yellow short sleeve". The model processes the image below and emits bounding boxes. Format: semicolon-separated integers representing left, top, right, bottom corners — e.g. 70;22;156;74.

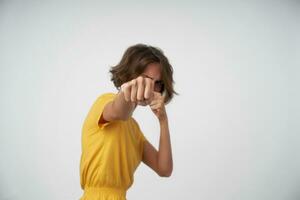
132;119;148;159
83;92;116;131
139;127;148;160
139;129;147;143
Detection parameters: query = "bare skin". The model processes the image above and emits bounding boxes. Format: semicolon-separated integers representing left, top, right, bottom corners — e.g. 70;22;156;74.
100;62;173;177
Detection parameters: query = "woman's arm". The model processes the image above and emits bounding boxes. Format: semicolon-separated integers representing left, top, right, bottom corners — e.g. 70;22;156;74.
102;76;154;122
142;117;173;177
142;91;173;177
101;90;136;123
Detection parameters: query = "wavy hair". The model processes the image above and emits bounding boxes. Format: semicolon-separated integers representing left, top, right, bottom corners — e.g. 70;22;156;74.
109;43;178;104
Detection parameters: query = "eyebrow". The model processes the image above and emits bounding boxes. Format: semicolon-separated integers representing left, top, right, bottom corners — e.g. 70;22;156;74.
141;74;153;80
142;74;161;82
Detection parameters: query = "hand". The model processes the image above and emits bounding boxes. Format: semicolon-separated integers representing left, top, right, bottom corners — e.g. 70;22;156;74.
149;91;167;121
120;75;155;106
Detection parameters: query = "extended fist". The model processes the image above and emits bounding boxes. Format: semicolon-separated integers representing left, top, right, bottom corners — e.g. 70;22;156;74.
120;75;155;106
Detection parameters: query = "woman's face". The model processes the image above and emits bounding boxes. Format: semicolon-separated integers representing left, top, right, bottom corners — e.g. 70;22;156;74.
133;62;163;109
141;62;164;93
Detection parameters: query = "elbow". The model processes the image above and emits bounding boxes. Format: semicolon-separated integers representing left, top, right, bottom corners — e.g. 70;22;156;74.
157;158;173;177
110;98;136;121
119;107;135;121
158;167;173;177
159;171;172;177
111;102;133;121
117;113;132;121
111;108;132;121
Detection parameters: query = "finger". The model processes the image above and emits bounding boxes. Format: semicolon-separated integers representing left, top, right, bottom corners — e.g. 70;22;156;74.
149;100;159;106
150;101;162;108
162;90;166;100
130;79;137;102
150;104;160;110
153;91;162;98
122;83;131;102
152;94;162;103
144;78;154;100
136;76;145;101
144;98;152;105
151;91;159;101
137;100;147;106
150;79;155;101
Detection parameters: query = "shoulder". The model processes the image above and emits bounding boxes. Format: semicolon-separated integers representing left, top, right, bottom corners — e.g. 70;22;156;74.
87;92;117;113
131;117;148;143
130;117;143;134
94;92;117;103
98;92;117;99
130;117;139;127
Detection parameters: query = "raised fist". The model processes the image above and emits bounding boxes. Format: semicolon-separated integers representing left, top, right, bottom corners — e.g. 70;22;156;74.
120;75;155;106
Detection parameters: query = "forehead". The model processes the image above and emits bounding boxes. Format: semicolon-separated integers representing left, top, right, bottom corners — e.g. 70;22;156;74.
143;63;161;81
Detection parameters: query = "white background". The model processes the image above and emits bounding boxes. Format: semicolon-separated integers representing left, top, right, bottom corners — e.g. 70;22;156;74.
0;1;299;200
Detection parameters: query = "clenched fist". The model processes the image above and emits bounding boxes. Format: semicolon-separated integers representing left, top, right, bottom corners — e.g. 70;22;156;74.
120;75;155;106
149;91;167;121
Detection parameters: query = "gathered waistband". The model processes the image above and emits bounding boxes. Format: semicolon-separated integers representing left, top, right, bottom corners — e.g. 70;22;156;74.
84;186;126;197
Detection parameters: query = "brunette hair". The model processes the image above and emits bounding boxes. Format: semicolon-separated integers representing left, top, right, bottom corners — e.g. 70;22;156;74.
109;43;178;104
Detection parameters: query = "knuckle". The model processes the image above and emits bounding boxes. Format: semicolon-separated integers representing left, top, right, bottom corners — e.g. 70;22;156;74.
122;83;129;90
145;79;151;86
137;76;143;82
137;96;143;101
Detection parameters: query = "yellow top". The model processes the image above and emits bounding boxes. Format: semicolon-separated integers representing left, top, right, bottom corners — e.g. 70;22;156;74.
79;92;147;200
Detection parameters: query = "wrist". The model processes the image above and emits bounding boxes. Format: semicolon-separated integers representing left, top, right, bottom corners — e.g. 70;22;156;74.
159;115;168;123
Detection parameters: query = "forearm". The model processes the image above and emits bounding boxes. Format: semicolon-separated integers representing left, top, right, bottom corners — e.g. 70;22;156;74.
157;117;173;176
112;91;137;120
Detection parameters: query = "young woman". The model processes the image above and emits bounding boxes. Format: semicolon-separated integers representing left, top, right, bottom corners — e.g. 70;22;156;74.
79;43;178;200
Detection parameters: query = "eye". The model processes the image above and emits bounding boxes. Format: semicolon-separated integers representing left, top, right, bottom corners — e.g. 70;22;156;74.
154;81;164;93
